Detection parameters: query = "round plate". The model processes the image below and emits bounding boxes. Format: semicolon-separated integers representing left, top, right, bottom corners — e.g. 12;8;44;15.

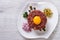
17;2;58;39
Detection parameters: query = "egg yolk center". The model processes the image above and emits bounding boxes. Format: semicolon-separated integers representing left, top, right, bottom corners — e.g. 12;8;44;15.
33;16;41;25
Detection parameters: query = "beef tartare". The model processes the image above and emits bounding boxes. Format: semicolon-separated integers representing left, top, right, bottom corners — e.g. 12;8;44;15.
27;10;47;30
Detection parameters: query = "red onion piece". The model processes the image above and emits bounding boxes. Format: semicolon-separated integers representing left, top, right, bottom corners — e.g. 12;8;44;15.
22;23;31;32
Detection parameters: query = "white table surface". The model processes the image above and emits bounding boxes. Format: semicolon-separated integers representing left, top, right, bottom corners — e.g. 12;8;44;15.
0;0;60;40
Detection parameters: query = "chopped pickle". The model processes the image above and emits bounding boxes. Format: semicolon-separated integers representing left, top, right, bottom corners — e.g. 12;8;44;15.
30;6;32;10
43;28;46;31
43;8;53;18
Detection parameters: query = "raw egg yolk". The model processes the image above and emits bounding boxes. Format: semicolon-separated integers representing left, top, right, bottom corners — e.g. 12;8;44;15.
33;16;41;25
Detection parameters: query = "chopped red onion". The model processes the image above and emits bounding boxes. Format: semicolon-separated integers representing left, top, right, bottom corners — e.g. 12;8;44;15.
22;23;31;32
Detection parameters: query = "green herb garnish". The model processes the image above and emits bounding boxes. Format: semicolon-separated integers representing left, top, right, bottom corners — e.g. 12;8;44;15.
23;12;28;18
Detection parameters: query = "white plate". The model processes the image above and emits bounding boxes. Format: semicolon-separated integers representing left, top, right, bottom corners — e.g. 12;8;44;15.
17;2;58;39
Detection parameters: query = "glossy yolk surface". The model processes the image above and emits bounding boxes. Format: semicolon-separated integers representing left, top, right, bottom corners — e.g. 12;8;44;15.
33;16;41;25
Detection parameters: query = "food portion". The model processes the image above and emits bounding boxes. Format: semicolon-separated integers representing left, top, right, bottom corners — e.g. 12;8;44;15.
22;6;53;32
23;12;28;18
29;6;33;10
22;23;31;32
43;8;53;18
28;10;47;30
33;16;41;25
